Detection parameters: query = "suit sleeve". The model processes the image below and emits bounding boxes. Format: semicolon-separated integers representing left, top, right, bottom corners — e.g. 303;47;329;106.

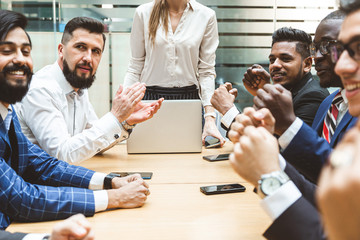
0;231;26;240
293;89;329;127
0;158;95;227
263;197;325;240
22;137;95;189
282;123;331;183
284;162;317;206
263;162;325;239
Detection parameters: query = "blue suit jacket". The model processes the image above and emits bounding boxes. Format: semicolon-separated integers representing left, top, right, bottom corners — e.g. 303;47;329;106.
0;106;95;230
282;90;357;182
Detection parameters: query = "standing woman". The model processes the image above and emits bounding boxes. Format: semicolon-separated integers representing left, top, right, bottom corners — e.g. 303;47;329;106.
124;0;225;146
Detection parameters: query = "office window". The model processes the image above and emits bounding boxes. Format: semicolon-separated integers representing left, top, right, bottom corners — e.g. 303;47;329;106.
0;0;337;115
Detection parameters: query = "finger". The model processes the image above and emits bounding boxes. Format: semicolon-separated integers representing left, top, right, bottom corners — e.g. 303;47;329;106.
115;85;124;96
229;88;238;98
274;83;286;93
256;108;275;126
317;164;333;199
224;82;233;91
123;82;140;95
253;96;266;110
128;83;145;99
252;64;262;68
228;130;241;143
262;83;278;93
142;180;149;188
235;113;254;128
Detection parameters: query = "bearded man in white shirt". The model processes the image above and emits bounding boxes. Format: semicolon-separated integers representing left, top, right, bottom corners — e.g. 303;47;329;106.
16;17;163;164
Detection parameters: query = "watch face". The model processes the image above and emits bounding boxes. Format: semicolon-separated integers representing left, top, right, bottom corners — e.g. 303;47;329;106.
261;177;281;195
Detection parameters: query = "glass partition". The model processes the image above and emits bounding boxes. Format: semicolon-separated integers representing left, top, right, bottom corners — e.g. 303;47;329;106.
0;0;338;116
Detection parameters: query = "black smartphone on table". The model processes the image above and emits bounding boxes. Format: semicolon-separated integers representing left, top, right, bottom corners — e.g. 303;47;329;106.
111;172;153;180
203;153;230;162
204;136;221;148
200;183;246;195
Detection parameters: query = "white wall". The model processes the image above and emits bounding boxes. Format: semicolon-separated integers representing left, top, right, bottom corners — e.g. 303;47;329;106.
28;31;131;118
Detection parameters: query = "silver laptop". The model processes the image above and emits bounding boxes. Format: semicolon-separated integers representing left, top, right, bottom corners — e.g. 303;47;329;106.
127;100;202;153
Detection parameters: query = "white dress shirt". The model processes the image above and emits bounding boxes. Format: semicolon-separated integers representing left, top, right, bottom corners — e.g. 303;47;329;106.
221;105;240;129
124;0;219;106
15;62;129;164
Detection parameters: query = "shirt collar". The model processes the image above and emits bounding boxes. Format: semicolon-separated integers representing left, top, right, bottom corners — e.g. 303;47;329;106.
54;61;84;97
0;103;11;121
340;88;348;105
188;0;196;11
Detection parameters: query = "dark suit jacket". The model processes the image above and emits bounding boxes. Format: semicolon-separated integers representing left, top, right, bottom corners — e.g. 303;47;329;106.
291;72;329;127
0;231;26;240
0;106;96;230
282;90;357;182
222;73;328;134
263;163;325;240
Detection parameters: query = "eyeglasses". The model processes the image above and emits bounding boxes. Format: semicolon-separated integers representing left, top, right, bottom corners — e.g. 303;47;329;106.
310;40;337;57
328;38;360;63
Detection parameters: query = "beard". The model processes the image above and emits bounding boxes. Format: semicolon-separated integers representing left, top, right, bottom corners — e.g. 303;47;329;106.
0;64;33;104
62;59;96;89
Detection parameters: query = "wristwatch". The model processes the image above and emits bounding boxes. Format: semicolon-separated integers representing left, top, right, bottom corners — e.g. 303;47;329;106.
258;171;289;199
104;173;121;189
121;120;136;131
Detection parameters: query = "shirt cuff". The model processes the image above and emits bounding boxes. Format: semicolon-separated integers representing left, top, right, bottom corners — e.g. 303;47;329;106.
98;112;129;141
278;154;286;171
278;117;303;150
94;190;109;212
89;172;106;190
221;106;240;129
22;233;49;240
260;181;302;221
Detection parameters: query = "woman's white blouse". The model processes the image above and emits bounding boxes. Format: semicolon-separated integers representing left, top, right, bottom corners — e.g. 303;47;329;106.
124;0;219;106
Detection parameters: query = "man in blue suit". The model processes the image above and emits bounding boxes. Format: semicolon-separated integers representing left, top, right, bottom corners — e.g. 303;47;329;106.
0;10;150;230
231;10;357;183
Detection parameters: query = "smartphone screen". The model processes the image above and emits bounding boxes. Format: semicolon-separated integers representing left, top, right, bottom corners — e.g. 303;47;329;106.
200;183;246;195
203;153;230;161
111;172;153;180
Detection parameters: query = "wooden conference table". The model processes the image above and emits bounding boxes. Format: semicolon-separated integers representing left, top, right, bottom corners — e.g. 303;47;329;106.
8;142;271;239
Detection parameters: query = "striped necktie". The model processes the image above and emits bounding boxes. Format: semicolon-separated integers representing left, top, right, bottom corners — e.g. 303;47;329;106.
322;92;343;143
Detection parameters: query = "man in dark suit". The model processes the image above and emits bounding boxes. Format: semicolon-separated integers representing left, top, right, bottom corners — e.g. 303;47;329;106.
0;10;149;230
0;214;93;240
247;27;329;127
212;27;328;133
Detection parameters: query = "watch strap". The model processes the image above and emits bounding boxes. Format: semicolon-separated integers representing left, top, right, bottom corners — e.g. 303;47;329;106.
121;120;136;130
258;171;289;198
104;173;121;189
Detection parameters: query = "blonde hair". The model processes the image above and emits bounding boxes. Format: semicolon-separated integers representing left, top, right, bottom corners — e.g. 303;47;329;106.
148;0;187;46
149;0;168;47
